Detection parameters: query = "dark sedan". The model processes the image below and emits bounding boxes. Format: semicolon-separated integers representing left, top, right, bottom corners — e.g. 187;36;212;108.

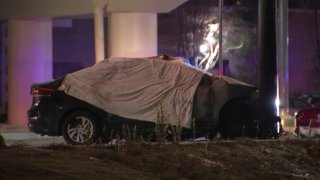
28;56;263;144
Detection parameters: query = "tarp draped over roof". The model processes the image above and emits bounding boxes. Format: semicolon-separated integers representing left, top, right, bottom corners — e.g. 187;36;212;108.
59;57;205;128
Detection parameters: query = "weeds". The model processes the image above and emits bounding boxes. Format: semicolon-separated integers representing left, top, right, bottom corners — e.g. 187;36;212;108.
116;133;122;151
168;117;182;144
154;104;183;145
105;105;185;148
154;105;169;145
192;118;196;140
121;124;138;145
111;124;141;152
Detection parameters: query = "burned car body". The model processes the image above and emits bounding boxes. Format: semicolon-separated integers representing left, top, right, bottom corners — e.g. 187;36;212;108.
28;56;259;144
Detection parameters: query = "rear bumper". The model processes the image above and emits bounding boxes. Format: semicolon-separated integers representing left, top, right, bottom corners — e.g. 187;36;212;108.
27;108;60;136
28;121;49;135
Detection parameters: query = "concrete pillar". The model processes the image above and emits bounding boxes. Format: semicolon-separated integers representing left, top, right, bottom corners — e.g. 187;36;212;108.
277;0;293;130
92;0;107;63
7;20;52;125
277;0;289;114
108;12;157;57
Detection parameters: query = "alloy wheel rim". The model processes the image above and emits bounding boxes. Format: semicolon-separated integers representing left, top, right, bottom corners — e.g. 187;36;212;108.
67;116;94;143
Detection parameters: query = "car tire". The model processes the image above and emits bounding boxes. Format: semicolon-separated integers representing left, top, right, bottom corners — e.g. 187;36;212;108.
62;111;100;145
219;98;256;139
219;112;243;139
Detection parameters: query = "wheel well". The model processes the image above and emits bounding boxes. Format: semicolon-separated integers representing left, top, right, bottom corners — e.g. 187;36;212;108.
218;96;252;130
218;96;258;138
58;108;104;135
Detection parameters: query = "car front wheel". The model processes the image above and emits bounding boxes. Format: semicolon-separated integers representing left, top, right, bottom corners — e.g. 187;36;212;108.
62;111;100;145
219;98;257;139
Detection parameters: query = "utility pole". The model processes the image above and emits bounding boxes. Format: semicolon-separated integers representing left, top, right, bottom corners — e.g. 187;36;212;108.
218;0;223;76
258;0;277;138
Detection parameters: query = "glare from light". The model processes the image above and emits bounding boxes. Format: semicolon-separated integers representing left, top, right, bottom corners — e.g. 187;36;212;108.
275;77;280;116
199;44;208;53
206;37;215;44
275;96;280;117
209;23;219;32
275;97;280;108
198;23;220;71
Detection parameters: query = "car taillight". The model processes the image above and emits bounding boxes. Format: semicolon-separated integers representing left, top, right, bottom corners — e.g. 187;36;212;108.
31;87;56;96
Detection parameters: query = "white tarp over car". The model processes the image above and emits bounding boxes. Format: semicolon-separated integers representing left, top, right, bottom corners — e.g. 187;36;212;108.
59;56;205;128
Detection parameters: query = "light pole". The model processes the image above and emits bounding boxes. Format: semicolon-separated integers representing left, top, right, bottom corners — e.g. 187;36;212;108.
219;0;224;76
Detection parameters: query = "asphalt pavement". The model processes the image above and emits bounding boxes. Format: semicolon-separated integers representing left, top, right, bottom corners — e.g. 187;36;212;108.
0;123;65;146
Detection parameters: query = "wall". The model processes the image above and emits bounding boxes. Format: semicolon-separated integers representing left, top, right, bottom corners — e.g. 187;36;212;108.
53;18;95;78
288;10;320;96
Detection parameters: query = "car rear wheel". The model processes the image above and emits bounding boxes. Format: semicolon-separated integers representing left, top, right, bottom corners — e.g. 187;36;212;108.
62;111;100;145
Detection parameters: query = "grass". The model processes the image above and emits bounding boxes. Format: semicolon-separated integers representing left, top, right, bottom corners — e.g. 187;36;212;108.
4;135;320;179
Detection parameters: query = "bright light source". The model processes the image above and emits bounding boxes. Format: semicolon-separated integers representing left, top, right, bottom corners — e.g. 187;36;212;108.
209;24;219;32
275;97;280;107
206;37;215;44
275;78;280;116
199;44;208;53
275;96;280;116
197;23;220;71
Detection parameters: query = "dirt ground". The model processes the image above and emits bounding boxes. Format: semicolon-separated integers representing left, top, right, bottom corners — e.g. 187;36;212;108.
0;135;320;180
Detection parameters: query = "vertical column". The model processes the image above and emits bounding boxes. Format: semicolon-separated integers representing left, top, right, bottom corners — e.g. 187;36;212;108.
108;12;157;57
258;0;277;137
7;20;52;125
218;0;223;76
92;0;107;63
0;22;7;116
277;0;289;116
